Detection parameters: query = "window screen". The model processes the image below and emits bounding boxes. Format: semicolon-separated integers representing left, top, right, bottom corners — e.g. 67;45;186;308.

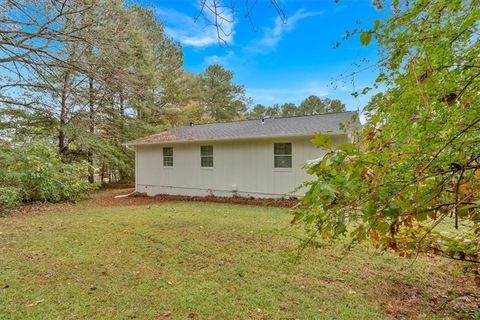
201;145;213;167
163;147;173;167
274;143;292;168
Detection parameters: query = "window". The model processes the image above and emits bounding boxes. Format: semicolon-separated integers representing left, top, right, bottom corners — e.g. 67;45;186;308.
201;145;213;167
163;147;173;167
274;143;292;168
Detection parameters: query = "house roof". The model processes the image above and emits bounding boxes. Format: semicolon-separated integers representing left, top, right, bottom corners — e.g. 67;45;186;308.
126;111;360;146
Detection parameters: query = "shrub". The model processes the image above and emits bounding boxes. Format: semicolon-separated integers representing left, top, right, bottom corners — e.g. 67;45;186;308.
0;141;96;207
0;187;21;213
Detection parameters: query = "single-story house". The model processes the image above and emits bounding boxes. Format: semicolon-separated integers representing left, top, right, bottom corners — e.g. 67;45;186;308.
126;111;360;198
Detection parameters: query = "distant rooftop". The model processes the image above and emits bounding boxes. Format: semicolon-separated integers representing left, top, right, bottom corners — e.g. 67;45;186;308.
126;111;360;146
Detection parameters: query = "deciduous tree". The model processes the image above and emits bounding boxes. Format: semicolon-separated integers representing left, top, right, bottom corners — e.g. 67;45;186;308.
294;0;480;278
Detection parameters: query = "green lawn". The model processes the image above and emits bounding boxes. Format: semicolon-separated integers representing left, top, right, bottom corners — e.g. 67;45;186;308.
0;194;477;319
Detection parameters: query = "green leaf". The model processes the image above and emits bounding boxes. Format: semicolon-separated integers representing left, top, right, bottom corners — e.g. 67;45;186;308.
364;201;377;217
360;32;372;46
337;143;356;153
458;205;477;217
310;134;333;149
361;87;372;95
382;202;400;217
415;212;427;221
375;221;390;234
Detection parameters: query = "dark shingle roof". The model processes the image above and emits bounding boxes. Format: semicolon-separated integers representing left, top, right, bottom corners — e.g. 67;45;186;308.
126;111;360;145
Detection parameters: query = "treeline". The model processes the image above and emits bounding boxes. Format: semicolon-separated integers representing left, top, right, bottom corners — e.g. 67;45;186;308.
247;96;345;119
0;0;345;210
0;1;246;188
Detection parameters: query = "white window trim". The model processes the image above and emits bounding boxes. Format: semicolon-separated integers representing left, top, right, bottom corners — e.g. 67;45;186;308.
273;142;293;170
163;147;174;168
200;145;214;168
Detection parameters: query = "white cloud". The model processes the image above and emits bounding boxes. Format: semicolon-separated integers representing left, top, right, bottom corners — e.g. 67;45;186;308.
255;9;324;51
201;9;324;67
156;4;235;48
204;51;235;66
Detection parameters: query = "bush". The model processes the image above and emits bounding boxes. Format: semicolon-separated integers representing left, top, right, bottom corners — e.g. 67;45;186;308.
0;187;21;213
0;141;96;207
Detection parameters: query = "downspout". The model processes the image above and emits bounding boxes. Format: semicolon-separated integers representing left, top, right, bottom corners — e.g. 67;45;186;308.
123;143;138;193
135;147;138;193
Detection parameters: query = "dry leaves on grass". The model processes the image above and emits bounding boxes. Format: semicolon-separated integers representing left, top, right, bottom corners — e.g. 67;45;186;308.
25;299;45;307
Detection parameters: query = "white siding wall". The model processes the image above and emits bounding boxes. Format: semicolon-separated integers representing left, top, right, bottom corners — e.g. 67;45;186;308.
135;135;347;198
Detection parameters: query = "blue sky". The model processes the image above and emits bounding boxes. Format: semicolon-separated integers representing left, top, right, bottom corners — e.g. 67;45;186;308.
147;0;385;112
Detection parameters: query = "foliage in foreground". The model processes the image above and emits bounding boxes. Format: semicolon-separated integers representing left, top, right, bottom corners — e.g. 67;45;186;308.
0;141;95;212
294;0;479;277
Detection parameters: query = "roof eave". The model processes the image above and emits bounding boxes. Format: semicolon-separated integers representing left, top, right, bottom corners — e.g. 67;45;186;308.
125;131;350;147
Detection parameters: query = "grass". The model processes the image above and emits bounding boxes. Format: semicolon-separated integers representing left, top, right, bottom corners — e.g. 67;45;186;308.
0;192;477;319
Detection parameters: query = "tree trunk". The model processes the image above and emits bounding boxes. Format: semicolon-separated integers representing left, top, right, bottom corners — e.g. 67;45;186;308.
119;89;124;117
87;73;95;183
100;161;105;184
58;71;70;157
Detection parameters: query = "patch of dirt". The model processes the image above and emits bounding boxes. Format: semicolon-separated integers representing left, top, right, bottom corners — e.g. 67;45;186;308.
97;189;299;208
444;295;480;318
6;201;75;217
99;182;135;189
377;278;479;319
